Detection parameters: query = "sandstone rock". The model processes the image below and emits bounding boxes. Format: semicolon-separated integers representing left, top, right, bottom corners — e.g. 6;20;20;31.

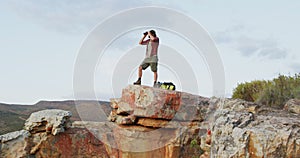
1;101;204;158
136;117;201;128
210;97;261;113
199;152;209;158
284;99;300;114
107;109;117;122
0;130;30;157
33;127;110;157
211;109;300;158
110;98;121;109
116;102;133;115
122;85;181;119
44;120;201;158
136;118;169;128
115;115;136;125
0;130;30;143
106;122;201;157
24;109;72;135
120;85;208;121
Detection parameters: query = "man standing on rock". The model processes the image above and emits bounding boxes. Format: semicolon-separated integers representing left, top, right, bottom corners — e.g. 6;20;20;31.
133;30;159;87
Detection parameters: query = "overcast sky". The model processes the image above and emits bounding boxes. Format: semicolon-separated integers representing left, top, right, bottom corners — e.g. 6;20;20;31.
0;0;299;104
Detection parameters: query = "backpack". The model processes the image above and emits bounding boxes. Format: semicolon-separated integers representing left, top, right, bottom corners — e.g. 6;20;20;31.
159;82;176;90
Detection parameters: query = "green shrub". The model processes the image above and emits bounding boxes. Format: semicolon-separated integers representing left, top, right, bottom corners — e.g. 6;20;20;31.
190;139;198;148
232;80;268;102
232;74;300;108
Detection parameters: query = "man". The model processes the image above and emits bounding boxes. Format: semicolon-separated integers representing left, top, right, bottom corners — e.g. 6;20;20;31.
133;30;159;87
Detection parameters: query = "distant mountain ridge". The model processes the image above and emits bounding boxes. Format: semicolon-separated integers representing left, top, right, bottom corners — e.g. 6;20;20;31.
0;100;110;135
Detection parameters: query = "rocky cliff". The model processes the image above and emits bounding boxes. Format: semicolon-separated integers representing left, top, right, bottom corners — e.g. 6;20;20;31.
1;85;300;158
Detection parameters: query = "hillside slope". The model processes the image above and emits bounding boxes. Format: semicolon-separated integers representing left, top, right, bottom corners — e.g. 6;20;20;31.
0;101;110;135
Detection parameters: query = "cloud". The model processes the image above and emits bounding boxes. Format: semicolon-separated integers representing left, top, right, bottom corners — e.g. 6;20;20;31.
235;36;261;56
235;36;287;59
258;47;287;59
6;0;151;34
214;25;288;60
213;24;245;44
5;0;187;35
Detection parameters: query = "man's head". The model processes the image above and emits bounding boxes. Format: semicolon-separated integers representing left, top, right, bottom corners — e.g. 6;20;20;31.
149;30;156;37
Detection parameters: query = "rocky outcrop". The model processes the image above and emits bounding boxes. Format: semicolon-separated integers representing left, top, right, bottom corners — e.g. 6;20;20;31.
1;109;73;157
108;85;208;124
0;86;207;158
101;85;210;157
24;109;72;135
209;98;300;158
1;85;300;158
284;99;300;114
211;110;300;157
0;130;30;158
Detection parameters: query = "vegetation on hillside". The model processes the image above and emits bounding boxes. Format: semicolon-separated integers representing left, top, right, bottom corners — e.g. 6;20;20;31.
0;101;110;135
0;111;27;135
232;74;300;108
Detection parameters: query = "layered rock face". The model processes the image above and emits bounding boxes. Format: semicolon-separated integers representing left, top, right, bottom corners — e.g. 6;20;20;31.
108;85;209;125
210;98;300;158
1;85;300;158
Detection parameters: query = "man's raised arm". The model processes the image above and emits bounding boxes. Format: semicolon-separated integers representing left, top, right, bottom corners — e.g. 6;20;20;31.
139;34;148;45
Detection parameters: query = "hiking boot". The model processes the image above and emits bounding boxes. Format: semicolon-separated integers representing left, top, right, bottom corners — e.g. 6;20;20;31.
153;81;161;88
133;78;141;85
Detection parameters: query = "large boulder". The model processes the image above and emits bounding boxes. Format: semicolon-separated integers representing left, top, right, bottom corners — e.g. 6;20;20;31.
209;97;261;113
284;99;300;114
24;109;72;135
119;85;209;121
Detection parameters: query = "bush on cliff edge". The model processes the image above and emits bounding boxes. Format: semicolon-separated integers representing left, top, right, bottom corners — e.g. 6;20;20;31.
232;74;300;108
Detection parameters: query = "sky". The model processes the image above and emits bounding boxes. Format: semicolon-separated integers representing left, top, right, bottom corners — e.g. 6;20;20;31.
0;0;299;104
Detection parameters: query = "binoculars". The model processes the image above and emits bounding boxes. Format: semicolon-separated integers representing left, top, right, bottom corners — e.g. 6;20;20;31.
143;32;148;36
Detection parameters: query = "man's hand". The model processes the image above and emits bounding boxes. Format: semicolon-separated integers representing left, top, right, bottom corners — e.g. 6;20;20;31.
139;32;148;45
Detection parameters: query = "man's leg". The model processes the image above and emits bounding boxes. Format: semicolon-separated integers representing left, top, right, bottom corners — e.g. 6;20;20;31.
138;66;143;78
134;66;143;85
154;71;157;83
134;61;150;85
153;71;159;87
151;62;158;87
